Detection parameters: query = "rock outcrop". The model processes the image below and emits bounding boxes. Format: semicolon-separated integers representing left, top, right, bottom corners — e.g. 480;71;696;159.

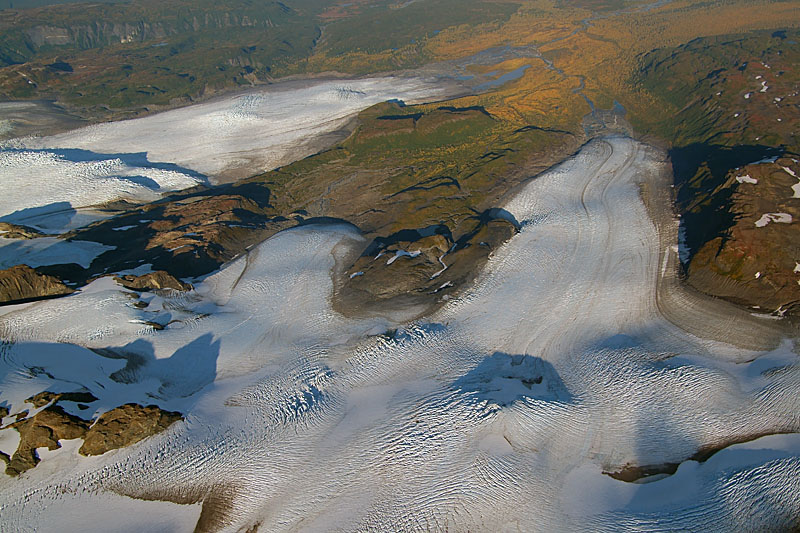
0;264;73;304
686;156;800;315
25;390;98;408
340;216;518;315
79;404;183;456
115;271;193;292
0;222;45;239
2;392;183;476
6;405;90;476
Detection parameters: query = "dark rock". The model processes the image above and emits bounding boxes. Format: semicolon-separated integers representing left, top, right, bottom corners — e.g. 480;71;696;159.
25;390;98;409
604;462;680;482
0;265;73;305
340;216;517;316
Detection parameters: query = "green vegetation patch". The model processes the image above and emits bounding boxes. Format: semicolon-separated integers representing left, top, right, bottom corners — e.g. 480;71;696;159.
320;0;521;56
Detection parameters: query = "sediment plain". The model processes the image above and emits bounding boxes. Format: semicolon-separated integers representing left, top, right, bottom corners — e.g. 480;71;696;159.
1;136;797;531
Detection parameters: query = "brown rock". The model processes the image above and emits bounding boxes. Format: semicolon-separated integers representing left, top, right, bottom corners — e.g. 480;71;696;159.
343;217;517;309
687;158;800;315
3;400;182;475
604;462;680;482
6;405;90;476
0;265;73;305
115;271;192;292
0;222;45;239
79;404;183;456
25;390;98;409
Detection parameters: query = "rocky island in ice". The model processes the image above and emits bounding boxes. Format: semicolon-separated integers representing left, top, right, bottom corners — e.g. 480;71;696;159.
0;136;797;532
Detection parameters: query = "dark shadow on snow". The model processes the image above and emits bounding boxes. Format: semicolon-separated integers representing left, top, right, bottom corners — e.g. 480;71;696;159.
1;147;208;183
101;333;220;400
454;352;573;406
0;201;77;228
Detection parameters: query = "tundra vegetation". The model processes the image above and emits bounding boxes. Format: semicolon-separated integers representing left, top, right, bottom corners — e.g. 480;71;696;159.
0;0;798;313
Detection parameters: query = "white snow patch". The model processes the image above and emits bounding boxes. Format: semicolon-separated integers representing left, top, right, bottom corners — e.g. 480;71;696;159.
744;93;752;99
736;174;758;184
349;271;364;279
115;263;155;277
0;424;21;457
755;272;761;279
785;167;800;198
0;237;113;269
754;213;793;228
438;281;453;290
386;249;421;265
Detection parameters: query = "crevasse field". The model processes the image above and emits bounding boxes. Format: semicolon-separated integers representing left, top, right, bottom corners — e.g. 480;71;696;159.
0;82;799;532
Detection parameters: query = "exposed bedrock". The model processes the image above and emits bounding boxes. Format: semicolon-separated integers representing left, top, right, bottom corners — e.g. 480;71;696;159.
114;270;193;293
5;405;90;476
337;214;518;316
683;155;800;316
79;404;183;457
0;222;46;240
667;144;800;317
0;264;73;305
2;394;183;476
605;430;799;483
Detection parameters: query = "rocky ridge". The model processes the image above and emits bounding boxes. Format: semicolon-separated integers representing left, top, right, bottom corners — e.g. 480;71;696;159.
114;270;193;292
1;391;182;476
0;264;73;304
686;156;800;315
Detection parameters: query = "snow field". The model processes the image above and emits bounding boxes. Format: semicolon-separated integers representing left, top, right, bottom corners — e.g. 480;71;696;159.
0;149;200;229
0;137;797;531
16;77;453;180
